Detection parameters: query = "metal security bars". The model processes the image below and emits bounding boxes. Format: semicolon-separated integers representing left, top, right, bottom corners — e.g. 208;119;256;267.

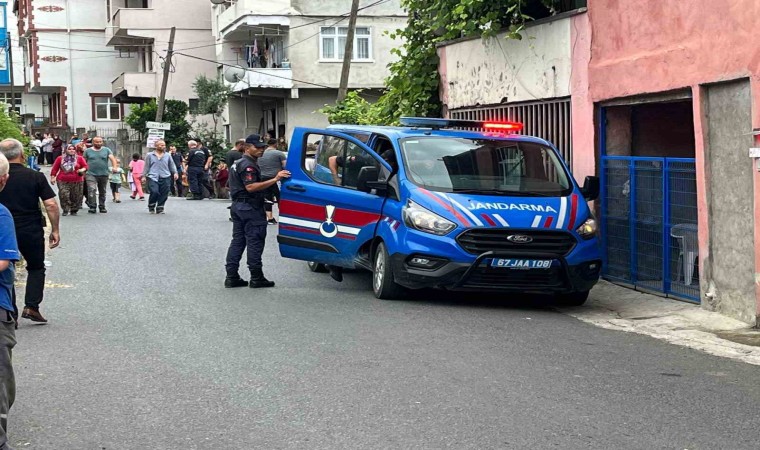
449;98;572;168
600;156;699;302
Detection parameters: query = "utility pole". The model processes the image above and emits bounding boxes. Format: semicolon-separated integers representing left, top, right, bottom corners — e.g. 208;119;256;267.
156;27;176;122
337;0;360;102
6;32;14;115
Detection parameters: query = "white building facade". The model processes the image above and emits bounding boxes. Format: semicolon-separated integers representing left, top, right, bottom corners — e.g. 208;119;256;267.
0;2;45;124
13;0;217;133
105;0;217;109
212;0;407;142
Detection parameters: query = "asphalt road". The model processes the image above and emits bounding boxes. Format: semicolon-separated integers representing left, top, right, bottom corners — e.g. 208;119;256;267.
10;196;760;449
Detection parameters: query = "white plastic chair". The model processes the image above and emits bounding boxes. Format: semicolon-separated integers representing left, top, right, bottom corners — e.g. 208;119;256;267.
671;223;698;285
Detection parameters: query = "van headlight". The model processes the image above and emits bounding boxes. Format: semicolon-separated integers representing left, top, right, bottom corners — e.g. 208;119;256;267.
403;201;456;236
576;217;598;239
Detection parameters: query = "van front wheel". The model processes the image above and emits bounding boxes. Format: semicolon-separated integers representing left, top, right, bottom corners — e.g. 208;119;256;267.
372;242;403;300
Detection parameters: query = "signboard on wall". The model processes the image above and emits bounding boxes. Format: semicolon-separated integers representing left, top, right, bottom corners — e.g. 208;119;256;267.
146;129;165;149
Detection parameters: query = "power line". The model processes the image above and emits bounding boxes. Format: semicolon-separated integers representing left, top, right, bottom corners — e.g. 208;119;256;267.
173;51;383;98
172;0;391;53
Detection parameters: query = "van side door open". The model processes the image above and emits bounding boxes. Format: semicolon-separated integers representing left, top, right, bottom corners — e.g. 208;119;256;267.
278;128;392;268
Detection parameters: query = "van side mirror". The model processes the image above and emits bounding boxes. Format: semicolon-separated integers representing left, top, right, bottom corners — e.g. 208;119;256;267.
356;166;380;193
581;176;600;201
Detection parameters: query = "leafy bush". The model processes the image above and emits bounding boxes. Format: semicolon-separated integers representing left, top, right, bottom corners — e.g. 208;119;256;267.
125;99;191;148
320;0;557;126
319;91;384;125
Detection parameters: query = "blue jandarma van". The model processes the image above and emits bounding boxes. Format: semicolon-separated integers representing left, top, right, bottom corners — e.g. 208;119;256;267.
277;118;601;305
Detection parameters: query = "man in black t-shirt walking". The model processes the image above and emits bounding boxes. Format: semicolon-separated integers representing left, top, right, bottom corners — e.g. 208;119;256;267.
0;138;60;323
184;140;214;200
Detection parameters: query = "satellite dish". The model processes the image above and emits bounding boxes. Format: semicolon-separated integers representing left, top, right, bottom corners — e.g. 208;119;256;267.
211;0;228;5
223;66;246;83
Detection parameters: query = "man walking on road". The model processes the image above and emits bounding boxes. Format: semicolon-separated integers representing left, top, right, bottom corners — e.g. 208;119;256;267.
84;136;118;214
0;152;19;449
184;140;213;200
224;137;290;288
141;140;178;214
0;138;60;323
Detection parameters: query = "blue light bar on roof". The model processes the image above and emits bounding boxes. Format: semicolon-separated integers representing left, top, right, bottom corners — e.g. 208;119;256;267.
399;117;523;133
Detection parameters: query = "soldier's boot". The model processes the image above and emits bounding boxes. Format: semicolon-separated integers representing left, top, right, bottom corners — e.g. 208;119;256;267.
249;268;275;288
327;265;344;282
224;271;248;288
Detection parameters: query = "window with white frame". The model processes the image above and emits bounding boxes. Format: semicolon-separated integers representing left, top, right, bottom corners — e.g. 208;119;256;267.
0;93;21;114
93;95;121;121
320;26;372;61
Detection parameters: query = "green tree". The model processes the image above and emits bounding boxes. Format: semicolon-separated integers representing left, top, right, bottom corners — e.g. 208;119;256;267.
0;107;26;142
191;75;232;135
321;0;558;125
190;75;232;166
125;99;191;148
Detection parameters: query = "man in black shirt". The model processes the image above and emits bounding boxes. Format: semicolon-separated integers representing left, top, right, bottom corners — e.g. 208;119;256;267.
169;145;185;197
224;139;246;167
184;140;214;200
224;136;290;288
0;138;60;323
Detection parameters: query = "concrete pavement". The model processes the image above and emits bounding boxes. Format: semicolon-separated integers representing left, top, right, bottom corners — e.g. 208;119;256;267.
9;195;760;449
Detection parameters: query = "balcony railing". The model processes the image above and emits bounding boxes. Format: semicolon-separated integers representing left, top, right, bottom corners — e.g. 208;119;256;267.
226;68;293;92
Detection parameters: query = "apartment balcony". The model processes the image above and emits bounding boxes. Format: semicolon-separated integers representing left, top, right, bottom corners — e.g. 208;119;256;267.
226;68;293;93
106;8;156;46
112;72;157;103
217;0;294;41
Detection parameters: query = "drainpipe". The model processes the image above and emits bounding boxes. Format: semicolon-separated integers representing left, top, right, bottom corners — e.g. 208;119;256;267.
65;0;75;128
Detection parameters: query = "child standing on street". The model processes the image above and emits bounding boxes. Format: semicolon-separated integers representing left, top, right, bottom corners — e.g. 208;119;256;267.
109;158;125;203
128;153;145;200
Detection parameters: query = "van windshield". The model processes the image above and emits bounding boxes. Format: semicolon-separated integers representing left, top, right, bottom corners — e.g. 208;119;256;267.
400;137;572;196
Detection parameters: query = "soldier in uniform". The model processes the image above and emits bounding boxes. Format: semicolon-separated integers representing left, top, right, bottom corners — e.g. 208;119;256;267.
224;135;291;288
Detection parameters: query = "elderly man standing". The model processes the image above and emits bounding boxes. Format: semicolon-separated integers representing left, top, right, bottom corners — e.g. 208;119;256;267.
184;140;213;200
0;138;60;324
141;140;178;214
0;152;19;449
83;136;118;214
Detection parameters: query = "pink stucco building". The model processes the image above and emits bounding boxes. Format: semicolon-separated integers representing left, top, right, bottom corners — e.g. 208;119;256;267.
439;0;760;324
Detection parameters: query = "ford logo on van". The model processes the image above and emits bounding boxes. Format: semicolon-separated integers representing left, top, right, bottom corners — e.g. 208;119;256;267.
507;234;533;244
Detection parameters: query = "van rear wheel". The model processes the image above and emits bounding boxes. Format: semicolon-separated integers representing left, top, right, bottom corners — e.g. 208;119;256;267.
556;291;590;307
372;242;403;300
307;261;328;273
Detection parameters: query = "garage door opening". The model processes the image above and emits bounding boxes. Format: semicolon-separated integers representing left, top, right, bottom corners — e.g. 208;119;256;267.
601;98;699;302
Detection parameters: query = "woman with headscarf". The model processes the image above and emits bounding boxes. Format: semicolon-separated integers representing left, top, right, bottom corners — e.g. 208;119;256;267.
50;144;88;216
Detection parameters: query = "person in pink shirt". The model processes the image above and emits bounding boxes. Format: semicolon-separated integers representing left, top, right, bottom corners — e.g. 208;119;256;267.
128;153;145;200
50;144;88;216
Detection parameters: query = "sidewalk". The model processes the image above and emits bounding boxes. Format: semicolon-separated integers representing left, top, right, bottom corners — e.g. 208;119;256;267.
559;280;760;365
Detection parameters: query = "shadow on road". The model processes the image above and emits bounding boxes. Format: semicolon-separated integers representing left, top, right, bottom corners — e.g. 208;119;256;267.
342;269;558;313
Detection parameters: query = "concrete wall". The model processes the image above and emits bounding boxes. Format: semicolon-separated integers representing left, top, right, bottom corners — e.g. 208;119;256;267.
285;88;334;139
704;80;755;323
438;17;573;110
225;96;264;141
573;0;760;323
292;0;404;16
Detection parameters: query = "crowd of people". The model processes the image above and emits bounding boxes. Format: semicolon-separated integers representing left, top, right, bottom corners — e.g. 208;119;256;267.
0;130;291;446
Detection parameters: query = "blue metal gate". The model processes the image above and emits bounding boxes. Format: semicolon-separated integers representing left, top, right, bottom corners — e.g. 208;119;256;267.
600;156;699;302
